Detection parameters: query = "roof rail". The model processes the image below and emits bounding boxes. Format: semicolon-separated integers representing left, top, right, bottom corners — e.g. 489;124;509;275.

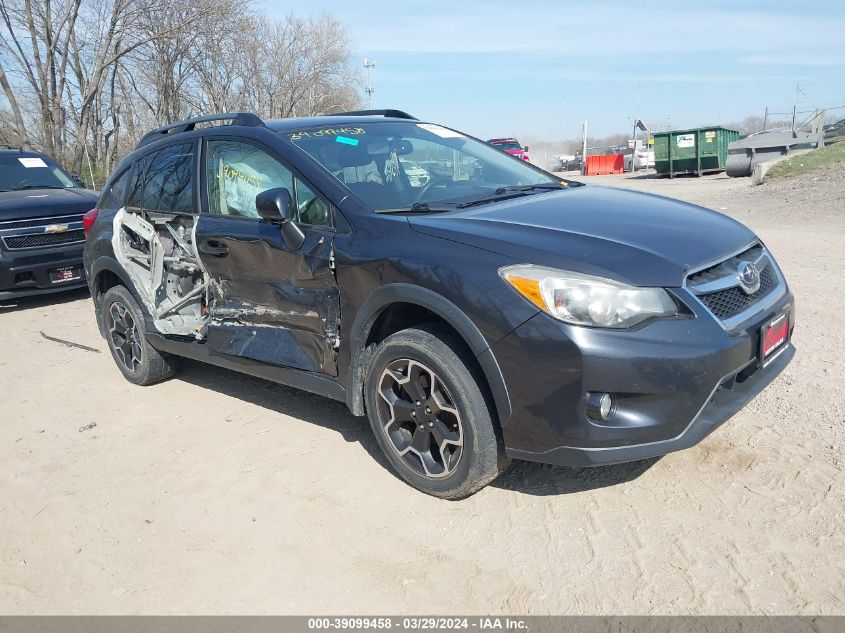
328;109;418;121
135;112;264;149
0;144;23;151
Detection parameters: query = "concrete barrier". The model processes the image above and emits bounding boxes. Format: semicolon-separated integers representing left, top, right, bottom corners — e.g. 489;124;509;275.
751;149;813;186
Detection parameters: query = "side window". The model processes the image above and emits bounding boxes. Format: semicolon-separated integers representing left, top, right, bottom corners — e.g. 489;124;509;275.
206;140;293;219
296;179;331;227
125;161;144;209
99;167;131;209
143;143;194;213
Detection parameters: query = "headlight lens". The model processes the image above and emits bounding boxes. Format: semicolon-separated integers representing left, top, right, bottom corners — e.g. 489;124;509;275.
499;264;677;328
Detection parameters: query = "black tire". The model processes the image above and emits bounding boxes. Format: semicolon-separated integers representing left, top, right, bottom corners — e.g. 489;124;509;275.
102;285;177;386
364;323;504;499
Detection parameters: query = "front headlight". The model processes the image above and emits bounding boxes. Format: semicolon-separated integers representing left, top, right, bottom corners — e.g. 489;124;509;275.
499;264;677;328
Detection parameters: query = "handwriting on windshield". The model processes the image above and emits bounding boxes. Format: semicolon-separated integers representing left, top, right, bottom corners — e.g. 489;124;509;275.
288;127;365;142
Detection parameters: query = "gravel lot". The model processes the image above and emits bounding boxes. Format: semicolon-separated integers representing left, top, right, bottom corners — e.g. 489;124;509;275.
1;169;843;615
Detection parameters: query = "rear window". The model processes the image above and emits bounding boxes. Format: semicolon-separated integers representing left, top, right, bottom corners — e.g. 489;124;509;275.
142;144;194;213
99;167;132;209
126;162;145;209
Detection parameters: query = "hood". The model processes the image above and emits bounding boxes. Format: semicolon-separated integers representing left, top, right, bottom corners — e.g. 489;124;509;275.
408;185;757;287
503;149;524;157
0;187;98;221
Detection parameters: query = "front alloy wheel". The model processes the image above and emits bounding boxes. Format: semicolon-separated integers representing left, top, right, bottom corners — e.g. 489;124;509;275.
364;324;504;499
377;358;464;478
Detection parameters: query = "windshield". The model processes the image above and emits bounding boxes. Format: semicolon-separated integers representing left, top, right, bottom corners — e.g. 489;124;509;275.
491;141;522;151
285;122;560;211
0;154;77;191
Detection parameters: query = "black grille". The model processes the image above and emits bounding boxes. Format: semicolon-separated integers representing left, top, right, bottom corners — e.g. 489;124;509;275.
698;266;777;320
3;229;85;249
0;214;84;229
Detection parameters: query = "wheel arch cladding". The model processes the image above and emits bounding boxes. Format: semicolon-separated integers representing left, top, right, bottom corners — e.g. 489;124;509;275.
346;283;512;425
91;257;155;336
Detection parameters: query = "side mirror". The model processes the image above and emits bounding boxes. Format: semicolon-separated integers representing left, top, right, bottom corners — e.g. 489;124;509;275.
256;187;292;222
255;187;305;250
72;173;86;187
523;145;529;152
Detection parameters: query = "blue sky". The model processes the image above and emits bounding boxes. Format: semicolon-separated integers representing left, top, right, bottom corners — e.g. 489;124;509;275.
264;1;845;140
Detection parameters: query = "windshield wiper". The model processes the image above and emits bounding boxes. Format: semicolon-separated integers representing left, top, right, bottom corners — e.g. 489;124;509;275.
495;183;566;194
375;184;567;214
456;183;566;208
375;201;458;214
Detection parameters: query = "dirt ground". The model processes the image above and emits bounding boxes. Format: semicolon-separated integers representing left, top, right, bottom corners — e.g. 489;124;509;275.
1;169;843;615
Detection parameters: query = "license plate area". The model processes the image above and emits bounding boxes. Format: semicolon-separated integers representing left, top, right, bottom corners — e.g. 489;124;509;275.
759;311;790;367
50;265;82;284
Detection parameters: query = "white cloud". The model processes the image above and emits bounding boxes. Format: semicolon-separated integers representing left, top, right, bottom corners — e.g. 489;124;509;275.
381;65;760;85
740;54;845;67
340;1;845;58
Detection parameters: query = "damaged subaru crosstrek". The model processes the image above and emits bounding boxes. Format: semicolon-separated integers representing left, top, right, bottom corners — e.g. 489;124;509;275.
83;110;795;498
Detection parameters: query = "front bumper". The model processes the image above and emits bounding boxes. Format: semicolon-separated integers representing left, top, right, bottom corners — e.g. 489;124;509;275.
494;287;795;466
0;243;87;300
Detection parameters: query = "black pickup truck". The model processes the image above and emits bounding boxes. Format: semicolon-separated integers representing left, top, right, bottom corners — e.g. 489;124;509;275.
0;147;98;301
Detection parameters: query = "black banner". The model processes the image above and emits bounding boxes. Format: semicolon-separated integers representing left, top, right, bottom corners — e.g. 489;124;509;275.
0;617;843;633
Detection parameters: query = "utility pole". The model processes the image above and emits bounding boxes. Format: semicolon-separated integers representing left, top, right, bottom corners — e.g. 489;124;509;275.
581;118;588;176
763;106;768;132
363;58;376;108
631;118;637;173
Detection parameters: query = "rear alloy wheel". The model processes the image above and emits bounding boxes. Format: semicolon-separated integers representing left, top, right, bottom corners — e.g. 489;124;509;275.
365;324;503;499
102;285;177;386
108;301;142;374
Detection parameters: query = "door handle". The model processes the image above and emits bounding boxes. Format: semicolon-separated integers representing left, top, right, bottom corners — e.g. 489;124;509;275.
199;240;229;257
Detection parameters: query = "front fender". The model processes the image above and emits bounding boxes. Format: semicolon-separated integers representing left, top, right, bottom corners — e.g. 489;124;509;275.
346;283;512;425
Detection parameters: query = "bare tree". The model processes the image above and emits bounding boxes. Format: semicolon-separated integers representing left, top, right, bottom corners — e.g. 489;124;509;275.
0;0;362;181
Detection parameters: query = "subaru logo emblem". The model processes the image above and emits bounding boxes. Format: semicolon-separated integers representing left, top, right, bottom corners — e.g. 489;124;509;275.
737;261;760;294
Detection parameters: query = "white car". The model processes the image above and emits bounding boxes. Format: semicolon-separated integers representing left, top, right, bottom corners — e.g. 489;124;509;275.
602;147;654;171
400;159;431;187
633;147;655;169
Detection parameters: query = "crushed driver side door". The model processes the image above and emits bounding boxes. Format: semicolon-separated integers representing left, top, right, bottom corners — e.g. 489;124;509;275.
194;137;340;375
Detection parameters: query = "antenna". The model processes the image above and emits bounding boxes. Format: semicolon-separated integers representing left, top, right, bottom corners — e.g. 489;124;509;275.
363;58;376;108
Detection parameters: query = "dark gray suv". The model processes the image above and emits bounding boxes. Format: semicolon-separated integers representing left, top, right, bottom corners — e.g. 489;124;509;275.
83;111;795;498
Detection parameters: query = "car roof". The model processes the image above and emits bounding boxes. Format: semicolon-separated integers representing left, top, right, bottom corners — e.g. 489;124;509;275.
131;111;423;154
112;112;428;178
0;147;49;159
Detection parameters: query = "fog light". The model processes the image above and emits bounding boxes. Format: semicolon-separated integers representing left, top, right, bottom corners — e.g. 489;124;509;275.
586;392;613;421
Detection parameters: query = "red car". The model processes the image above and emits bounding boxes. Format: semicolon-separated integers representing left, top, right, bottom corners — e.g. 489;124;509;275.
487;137;530;161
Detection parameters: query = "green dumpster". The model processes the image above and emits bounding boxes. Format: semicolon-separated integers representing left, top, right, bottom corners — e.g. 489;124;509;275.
653;126;740;177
